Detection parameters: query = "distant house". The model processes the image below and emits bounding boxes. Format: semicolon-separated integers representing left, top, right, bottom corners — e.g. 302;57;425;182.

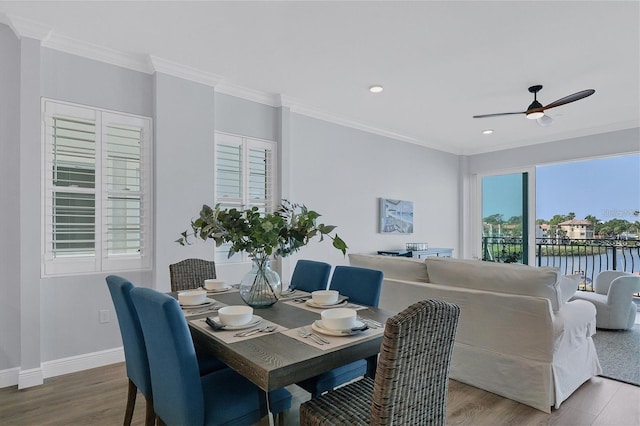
558;219;594;239
537;223;551;238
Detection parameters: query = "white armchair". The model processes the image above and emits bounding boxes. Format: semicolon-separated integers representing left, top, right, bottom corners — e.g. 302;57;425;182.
570;271;640;330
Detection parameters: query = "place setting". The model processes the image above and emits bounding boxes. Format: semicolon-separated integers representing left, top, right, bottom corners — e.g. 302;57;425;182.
190;305;287;343
177;289;226;317
284;290;367;312
283;307;384;349
202;278;238;294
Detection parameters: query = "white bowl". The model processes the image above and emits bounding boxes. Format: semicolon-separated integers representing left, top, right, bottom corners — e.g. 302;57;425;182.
204;278;227;291
218;305;254;326
321;308;357;331
311;290;339;305
178;289;207;306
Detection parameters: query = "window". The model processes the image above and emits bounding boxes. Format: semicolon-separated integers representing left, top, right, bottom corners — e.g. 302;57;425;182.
214;132;277;263
42;100;152;276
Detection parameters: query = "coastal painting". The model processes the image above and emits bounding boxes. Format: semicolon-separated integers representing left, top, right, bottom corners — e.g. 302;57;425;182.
379;198;413;234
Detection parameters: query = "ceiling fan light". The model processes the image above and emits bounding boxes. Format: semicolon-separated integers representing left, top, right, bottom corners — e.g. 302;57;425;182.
526;111;545;120
537;115;553;127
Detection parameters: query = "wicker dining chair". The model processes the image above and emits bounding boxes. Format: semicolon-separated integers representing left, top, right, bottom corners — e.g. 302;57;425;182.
299;299;460;426
169;258;217;292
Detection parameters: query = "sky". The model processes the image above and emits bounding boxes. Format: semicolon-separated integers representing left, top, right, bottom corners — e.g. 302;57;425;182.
536;154;640;222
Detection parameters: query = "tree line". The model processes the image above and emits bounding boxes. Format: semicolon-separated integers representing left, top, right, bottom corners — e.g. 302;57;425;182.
484;211;640;238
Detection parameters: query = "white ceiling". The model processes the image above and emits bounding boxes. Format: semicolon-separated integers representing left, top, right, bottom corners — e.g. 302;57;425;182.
1;1;639;155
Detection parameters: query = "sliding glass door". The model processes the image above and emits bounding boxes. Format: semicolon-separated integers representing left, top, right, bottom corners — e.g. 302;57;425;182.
481;172;529;264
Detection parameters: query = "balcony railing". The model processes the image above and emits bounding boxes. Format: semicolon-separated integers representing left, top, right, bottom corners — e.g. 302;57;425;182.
482;236;640;292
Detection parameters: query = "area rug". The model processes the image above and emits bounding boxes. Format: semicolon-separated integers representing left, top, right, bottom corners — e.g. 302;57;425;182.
592;323;640;386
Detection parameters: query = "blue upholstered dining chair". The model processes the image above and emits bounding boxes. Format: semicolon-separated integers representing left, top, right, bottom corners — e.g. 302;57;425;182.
129;287;292;426
297;265;384;397
106;275;156;426
106;275;227;426
289;259;332;293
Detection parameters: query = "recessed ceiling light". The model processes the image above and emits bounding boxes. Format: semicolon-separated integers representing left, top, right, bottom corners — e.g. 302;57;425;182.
369;85;384;94
482;129;494;135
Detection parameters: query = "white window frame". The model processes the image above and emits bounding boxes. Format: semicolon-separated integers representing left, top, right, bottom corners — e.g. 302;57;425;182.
41;99;153;276
214;131;278;264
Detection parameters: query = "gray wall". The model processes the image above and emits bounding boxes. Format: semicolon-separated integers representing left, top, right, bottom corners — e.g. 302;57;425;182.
215;93;279;142
287;114;460;271
37;48;156;363
0;25;21;373
153;73;217;291
41;48;153;117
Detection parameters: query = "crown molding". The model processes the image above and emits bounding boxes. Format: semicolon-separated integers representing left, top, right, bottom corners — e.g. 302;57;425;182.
42;33;153;74
282;98;458;154
3;13;52;41
149;55;222;87
215;81;281;107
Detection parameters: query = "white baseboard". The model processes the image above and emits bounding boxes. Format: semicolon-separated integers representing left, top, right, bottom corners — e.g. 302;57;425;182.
42;347;124;379
18;367;43;389
0;367;20;388
1;347;125;389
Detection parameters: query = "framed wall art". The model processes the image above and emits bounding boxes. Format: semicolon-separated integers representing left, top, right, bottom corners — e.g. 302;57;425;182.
379;198;413;234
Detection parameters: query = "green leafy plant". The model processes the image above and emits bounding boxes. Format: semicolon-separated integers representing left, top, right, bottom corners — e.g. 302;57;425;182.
177;200;348;259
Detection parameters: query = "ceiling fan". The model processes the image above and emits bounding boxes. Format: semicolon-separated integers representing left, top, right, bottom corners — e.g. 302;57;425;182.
473;85;595;126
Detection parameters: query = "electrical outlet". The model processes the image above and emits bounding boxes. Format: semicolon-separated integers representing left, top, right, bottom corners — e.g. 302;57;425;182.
99;309;110;324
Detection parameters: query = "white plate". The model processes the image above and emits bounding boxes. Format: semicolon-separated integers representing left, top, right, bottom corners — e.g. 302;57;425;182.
205;286;233;293
312;320;366;336
180;298;216;308
210;315;263;330
305;299;348;309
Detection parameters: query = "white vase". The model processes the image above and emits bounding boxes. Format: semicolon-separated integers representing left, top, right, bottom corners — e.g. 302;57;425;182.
239;256;281;308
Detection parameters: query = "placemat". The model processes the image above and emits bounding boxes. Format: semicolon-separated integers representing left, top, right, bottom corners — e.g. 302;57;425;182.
282;324;384;350
278;289;311;301
283;299;368;313
190;317;288;344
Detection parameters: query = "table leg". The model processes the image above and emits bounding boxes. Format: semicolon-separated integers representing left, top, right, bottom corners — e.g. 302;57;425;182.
366;354;378;379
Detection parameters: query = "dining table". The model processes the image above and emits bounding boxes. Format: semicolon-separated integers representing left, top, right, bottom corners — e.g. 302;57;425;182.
181;289;393;393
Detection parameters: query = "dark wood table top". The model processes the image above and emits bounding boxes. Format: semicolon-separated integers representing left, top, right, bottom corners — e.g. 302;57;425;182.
187;291;393;391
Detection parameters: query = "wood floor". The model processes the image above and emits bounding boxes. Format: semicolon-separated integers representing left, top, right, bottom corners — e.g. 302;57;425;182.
0;362;638;425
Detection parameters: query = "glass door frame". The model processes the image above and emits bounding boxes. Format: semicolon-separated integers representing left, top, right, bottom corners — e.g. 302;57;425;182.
470;166;537;265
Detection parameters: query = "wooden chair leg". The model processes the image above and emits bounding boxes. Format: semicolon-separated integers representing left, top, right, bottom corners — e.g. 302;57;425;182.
124;379;137;426
278;412;285;426
144;395;156;426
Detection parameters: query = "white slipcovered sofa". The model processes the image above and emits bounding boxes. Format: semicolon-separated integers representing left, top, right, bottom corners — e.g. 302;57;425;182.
349;254;602;413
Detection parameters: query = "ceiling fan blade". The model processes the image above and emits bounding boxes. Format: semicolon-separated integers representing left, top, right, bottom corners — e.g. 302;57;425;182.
473;111;525;118
542;89;595;110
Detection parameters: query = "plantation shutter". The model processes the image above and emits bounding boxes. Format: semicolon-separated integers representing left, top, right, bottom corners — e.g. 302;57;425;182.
43;103;99;274
214;132;276;262
43;100;152;276
102;112;149;267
